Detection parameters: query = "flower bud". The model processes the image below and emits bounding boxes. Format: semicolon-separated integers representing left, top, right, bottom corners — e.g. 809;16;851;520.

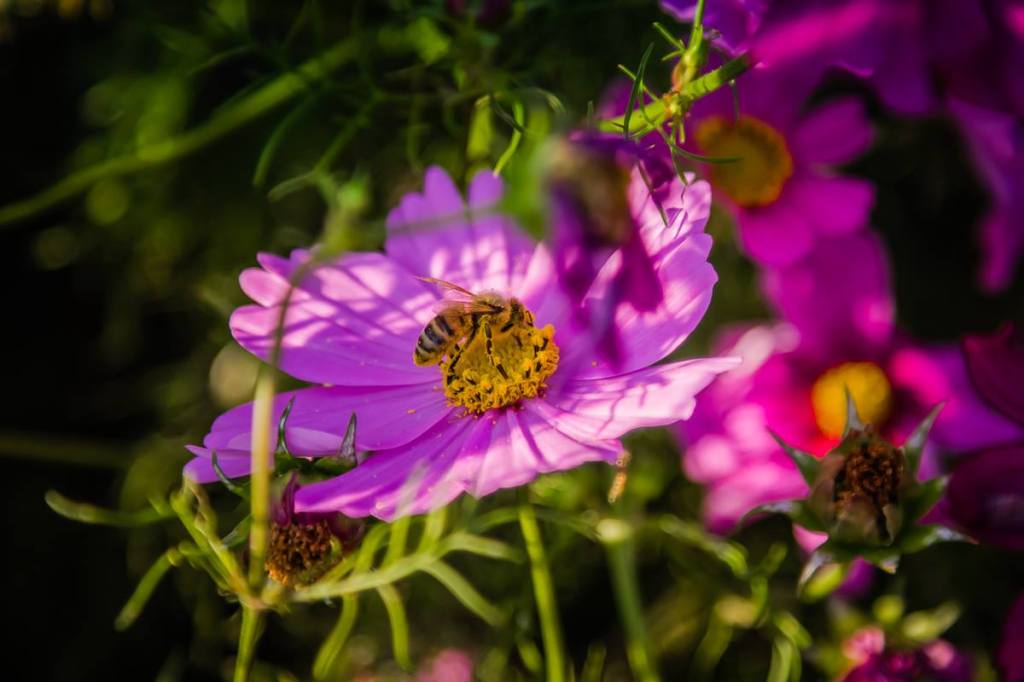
810;428;908;546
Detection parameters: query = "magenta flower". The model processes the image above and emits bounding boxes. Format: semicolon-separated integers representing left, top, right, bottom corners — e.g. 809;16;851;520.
683;64;874;267
416;648;474;682
186;167;735;520
841;627;973;682
1000;594;1024;682
547;132;683;366
679;231;1024;532
659;0;880;80
948;98;1024;292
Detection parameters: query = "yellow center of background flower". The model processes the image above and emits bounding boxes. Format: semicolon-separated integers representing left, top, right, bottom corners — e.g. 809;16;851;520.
811;361;893;438
695;115;794;207
442;308;559;414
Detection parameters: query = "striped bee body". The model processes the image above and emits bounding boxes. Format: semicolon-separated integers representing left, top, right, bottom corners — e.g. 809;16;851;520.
413;278;525;367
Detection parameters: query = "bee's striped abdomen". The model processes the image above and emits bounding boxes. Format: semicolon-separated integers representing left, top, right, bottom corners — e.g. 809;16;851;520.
414;314;456;365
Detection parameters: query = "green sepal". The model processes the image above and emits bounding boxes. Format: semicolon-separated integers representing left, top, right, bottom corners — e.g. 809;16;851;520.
797;550;848;602
903;403;944;476
739;500;825;533
211;450;250;499
899;602;961;645
841;387;865;437
769;430;820;486
337;412;358;464
901;475;948;525
897;524;974;555
276;395;297;458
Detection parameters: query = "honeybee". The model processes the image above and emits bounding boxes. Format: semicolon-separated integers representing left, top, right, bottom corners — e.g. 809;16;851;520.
413;277;530;368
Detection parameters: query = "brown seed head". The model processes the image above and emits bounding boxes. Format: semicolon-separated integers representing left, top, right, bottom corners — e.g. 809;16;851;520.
266;519;339;587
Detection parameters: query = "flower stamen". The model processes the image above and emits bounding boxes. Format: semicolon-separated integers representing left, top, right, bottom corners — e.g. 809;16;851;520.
695;115;794;207
442;307;559;414
811;361;893;438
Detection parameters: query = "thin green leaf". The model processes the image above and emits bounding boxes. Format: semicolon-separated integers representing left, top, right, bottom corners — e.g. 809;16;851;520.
211;451;249;499
766;636;796;682
422;561;505;626
417;505;448;552
383;515;411;566
376;584;413;671
253;96;318;187
798;553;849;603
581;643;607;682
115;546;183;630
902;476;948;524
440;532;523;562
45;490;172;527
493;99;524;176
901;602;961;644
769;430;821;485
904;403;944;475
653;22;686;51
623;43;654;139
899;524;974;555
222;516;252;548
313;594;360;680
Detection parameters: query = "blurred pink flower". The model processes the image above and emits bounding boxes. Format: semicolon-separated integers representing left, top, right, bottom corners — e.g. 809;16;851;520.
841;627;973;682
417;648;474;682
679;230;1024;531
683;65;874;267
186;167;735;520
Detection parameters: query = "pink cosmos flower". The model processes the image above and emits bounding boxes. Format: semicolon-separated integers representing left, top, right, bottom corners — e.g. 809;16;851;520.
840;627;973;682
683;64;874;267
659;0;881;80
679;230;1024;532
185;167;736;520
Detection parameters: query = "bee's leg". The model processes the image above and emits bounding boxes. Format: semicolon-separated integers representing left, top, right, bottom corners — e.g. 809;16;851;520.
482;318;509;379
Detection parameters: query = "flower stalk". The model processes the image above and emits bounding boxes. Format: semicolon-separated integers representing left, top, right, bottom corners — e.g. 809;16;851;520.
518;497;567;682
234;605;264;682
599;518;660;682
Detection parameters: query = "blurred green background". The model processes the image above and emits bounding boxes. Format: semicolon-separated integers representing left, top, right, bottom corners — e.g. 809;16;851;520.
2;1;1022;680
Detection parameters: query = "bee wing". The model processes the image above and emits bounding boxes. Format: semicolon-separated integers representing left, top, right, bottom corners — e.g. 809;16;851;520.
417;276;477;300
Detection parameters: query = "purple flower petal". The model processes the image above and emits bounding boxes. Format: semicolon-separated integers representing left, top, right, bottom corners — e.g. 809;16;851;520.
201;384;452;455
385;167;535;292
946;444;1024;551
762;231;894;363
787;174;874;236
539;357;740;441
963;324;1024;425
735;199;815;267
184;446;258;483
232;251;439;385
703;458;807;533
888;344;1024;454
792;96;873;165
572;196;717;378
294;411;621;520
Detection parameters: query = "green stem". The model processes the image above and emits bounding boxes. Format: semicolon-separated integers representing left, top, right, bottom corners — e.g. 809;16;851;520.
0;39;357;227
247;372;275;588
598;54;751;137
234;606;264;682
518;499;567;682
679;54;752;100
600;519;659;682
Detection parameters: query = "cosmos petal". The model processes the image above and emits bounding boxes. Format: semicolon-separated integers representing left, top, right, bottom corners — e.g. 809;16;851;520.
385;167;536;292
231;250;439;386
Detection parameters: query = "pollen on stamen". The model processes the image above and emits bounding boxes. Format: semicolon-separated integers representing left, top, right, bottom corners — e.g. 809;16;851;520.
695;114;794;207
440;309;559;414
266;520;339;587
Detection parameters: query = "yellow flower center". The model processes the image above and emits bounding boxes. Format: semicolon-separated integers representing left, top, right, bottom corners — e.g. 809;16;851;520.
694;115;794;207
811;362;894;438
442;306;559;414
